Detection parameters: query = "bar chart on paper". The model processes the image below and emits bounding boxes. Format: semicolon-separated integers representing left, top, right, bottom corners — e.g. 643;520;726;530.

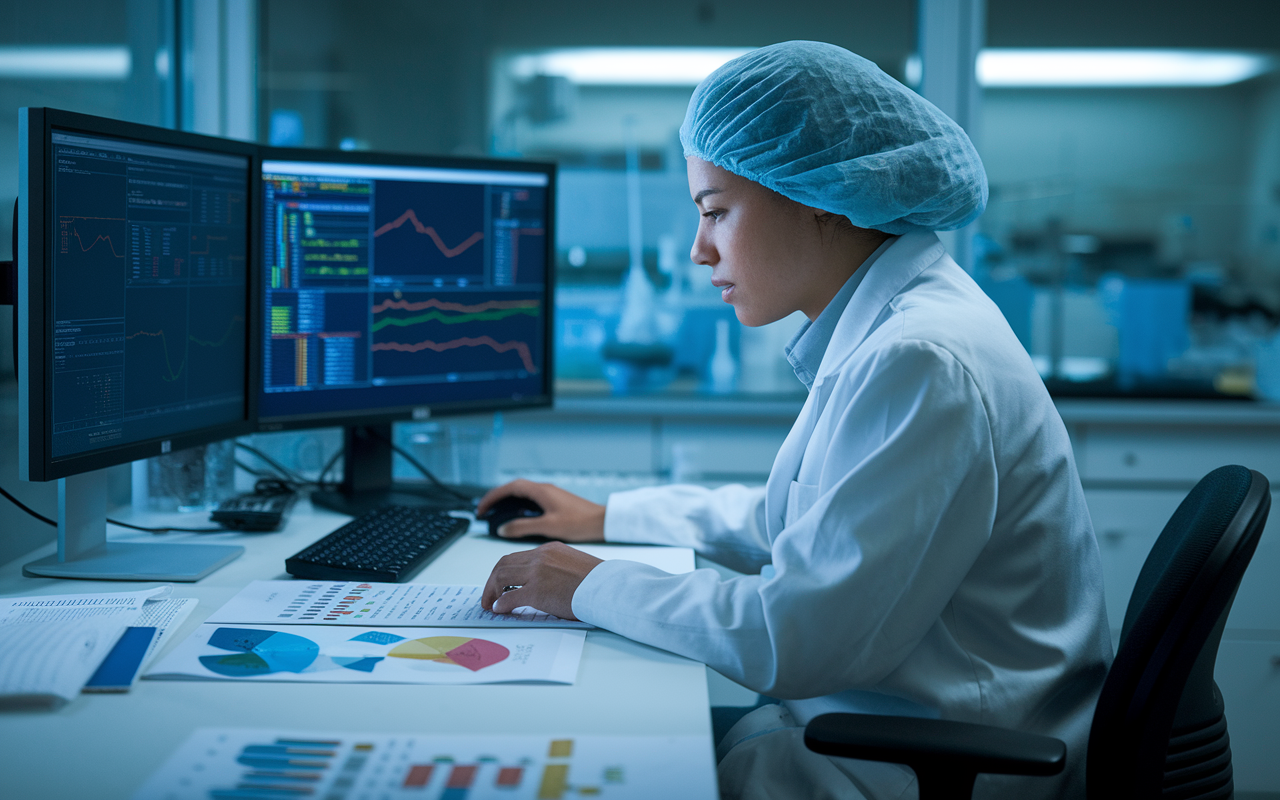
132;729;717;799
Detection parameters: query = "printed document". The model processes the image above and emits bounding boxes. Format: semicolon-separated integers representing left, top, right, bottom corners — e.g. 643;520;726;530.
146;624;585;685
0;587;170;709
134;728;717;800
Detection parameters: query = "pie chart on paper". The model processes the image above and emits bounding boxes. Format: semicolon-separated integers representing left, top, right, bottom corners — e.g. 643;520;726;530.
388;636;509;671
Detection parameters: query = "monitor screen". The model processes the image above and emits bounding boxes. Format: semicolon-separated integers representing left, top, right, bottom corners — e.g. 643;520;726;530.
257;156;553;426
44;127;250;460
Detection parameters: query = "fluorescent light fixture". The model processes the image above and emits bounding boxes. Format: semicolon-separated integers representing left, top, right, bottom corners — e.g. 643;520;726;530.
0;46;131;80
511;47;753;86
978;49;1274;88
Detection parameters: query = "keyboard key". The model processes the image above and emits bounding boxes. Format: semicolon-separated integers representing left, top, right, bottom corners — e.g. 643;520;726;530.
284;506;470;582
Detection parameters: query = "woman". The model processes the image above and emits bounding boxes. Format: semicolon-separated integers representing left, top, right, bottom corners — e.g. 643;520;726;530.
480;41;1111;800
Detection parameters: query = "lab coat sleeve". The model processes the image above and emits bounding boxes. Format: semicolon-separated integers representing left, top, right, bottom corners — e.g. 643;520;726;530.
603;484;773;575
572;339;997;698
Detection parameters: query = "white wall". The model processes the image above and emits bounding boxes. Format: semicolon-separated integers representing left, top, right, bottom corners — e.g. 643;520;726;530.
980;85;1257;265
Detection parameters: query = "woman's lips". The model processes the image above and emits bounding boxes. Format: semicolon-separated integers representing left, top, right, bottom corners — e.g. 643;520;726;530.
711;278;734;301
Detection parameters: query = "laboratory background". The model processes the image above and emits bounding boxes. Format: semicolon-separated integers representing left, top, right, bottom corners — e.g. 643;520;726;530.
3;0;1280;796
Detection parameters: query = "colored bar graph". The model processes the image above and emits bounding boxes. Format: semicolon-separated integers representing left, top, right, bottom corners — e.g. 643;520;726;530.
270;306;293;334
548;740;573;758
496;766;523;787
235;755;328;770
402;764;434;788
295;338;308;386
222;737;342;799
244;745;336;757
438;763;478;799
537;764;569;799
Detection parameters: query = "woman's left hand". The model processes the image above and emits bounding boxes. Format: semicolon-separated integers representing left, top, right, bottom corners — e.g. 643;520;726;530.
481;543;604;621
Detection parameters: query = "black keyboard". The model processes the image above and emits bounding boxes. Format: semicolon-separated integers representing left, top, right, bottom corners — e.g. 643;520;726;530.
285;506;470;582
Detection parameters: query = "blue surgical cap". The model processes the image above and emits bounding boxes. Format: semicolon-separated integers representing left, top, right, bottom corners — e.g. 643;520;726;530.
680;41;988;234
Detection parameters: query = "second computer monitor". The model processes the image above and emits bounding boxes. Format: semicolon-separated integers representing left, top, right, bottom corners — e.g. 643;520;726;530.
258;153;554;428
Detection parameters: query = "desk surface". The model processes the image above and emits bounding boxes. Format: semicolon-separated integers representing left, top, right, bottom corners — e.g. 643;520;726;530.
0;501;716;800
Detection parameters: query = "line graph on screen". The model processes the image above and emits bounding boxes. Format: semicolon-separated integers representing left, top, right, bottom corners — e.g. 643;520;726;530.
373;209;484;257
371;292;541;378
371;180;486;278
372;336;537;374
126;315;244;382
60;216;126;258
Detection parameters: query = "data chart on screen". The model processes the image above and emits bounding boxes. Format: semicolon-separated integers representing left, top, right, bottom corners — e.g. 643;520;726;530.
259;159;550;419
48;130;248;458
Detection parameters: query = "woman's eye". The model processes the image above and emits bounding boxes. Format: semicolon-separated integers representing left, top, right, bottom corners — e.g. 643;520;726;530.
702;209;724;221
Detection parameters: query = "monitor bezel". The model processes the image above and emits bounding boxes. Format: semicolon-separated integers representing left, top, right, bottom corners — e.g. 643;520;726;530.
253;146;556;433
18;107;260;482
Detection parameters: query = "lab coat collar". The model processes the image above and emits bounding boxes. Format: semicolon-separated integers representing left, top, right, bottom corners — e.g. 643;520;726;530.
784;236;897;392
763;231;948;538
814;231;947;385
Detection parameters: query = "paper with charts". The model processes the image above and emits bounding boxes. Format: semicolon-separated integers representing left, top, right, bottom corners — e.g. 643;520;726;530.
207;581;596;628
132;728;717;800
145;625;585;685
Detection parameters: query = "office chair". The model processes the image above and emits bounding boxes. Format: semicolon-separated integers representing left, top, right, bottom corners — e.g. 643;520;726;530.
804;465;1270;800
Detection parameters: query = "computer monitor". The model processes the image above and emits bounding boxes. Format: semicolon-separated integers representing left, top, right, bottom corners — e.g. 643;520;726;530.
255;151;555;515
17;108;256;580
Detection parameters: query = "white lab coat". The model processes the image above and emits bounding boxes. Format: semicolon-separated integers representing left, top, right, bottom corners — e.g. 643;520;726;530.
571;232;1113;800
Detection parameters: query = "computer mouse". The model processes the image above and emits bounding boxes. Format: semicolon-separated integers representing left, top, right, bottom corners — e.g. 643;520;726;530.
481;496;550;541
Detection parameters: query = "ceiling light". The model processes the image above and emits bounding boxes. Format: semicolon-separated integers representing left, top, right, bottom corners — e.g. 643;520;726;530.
511;48;753;86
977;49;1273;88
0;46;132;80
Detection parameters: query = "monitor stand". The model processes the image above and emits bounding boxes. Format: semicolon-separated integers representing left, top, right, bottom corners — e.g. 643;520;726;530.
23;470;244;582
309;424;485;517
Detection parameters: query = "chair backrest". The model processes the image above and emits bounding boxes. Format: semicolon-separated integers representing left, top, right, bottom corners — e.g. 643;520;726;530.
1087;465;1270;800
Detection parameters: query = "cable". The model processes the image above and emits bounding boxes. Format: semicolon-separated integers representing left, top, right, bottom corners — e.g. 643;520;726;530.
0;484;56;526
365;426;473;503
235;458;275;479
315;449;342;490
0;481;224;533
234;442;310;486
235;441;342;490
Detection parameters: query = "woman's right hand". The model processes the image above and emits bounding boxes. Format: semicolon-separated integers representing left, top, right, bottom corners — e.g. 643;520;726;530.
475;479;606;543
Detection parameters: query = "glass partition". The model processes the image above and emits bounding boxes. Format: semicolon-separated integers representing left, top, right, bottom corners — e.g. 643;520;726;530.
0;0;172;377
978;4;1280;399
258;0;918;399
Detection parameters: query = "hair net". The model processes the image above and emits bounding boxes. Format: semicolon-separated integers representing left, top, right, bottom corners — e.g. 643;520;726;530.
679;41;987;234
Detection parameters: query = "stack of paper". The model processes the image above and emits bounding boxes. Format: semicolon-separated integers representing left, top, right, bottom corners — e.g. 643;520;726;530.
0;588;195;709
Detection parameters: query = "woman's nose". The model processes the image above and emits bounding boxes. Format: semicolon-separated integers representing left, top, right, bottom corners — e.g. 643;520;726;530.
690;228;714;266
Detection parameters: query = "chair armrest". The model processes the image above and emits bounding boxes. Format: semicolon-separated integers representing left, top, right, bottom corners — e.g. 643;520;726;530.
804;713;1066;777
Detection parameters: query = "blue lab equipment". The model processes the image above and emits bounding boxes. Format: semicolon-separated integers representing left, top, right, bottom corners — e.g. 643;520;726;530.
1114;279;1191;387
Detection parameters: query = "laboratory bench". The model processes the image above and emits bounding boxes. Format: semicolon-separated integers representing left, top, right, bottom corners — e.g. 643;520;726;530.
2;383;1279;793
0;505;719;800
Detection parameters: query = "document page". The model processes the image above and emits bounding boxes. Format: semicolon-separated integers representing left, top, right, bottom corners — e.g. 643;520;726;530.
207;581;593;628
146;624;585;685
134;728;718;800
134;597;198;669
0;587;169;708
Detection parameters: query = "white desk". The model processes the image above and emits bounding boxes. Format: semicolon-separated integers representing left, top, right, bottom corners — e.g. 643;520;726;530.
0;501;717;799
